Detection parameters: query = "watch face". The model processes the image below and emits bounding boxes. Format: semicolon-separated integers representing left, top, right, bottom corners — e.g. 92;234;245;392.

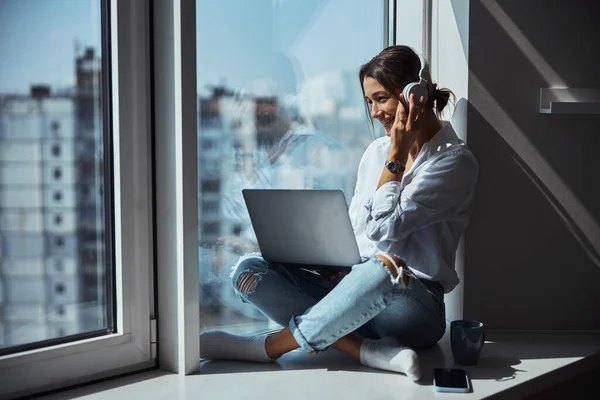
386;160;403;173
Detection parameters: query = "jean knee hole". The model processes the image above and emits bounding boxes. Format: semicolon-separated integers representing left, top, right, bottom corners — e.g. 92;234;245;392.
236;272;260;294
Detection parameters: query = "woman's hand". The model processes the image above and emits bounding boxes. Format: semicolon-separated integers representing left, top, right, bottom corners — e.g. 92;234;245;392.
216;236;259;255
389;93;425;161
316;270;346;281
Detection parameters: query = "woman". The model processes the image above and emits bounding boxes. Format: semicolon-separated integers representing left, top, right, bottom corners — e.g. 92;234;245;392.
200;45;479;382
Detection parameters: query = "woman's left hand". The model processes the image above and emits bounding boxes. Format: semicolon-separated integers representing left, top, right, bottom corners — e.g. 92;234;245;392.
389;93;425;160
316;270;346;281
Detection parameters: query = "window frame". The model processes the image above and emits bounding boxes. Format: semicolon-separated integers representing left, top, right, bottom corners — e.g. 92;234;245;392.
0;0;156;397
153;0;200;375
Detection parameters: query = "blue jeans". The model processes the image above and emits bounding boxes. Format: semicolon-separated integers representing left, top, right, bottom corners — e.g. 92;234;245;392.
230;254;446;354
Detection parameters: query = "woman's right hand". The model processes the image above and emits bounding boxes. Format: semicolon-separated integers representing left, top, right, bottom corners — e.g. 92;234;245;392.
389;93;425;161
216;236;259;255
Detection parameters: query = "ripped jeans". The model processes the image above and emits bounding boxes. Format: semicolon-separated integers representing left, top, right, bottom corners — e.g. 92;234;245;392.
230;254;446;354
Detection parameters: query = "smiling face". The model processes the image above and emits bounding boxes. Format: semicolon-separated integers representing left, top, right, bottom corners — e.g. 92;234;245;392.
362;76;401;136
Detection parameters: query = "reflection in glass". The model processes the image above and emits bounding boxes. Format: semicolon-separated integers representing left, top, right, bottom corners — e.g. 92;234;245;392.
197;0;384;334
0;0;109;351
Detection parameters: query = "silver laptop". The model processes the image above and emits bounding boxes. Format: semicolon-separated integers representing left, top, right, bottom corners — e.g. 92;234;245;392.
242;189;361;272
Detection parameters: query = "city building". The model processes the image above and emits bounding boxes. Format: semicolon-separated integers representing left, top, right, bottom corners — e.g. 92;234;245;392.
0;48;105;347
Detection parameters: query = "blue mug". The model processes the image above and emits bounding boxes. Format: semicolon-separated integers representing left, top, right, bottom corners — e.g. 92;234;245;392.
450;320;485;365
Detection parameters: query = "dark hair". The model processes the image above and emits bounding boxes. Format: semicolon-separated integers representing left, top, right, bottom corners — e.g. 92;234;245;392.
359;45;455;131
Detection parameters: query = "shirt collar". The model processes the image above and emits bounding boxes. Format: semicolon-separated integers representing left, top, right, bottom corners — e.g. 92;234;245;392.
419;121;461;159
375;121;461;159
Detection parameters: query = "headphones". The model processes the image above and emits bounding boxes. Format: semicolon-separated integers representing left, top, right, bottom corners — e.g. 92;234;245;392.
401;53;430;104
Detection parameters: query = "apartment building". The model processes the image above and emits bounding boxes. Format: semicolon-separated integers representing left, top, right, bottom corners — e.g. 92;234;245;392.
0;48;105;348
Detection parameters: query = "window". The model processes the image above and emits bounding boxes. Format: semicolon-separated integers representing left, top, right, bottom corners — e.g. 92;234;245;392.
201;138;215;149
53;167;63;180
0;0;108;350
0;0;154;397
1;0;401;391
196;0;384;335
51;143;62;157
200;178;220;193
54;214;63;226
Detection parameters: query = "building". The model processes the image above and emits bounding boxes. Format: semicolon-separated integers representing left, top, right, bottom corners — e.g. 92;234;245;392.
0;48;105;348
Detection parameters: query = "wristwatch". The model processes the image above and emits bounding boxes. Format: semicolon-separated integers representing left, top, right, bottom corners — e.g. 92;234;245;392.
385;159;406;173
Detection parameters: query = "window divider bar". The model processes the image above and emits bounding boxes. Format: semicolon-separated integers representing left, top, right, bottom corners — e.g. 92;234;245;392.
384;0;389;48
384;0;397;48
391;0;397;46
153;0;199;375
422;0;433;63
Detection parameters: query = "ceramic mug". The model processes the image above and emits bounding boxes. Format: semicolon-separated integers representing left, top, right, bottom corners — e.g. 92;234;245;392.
450;320;485;365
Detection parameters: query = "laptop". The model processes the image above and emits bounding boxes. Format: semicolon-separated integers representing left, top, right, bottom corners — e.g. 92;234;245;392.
242;189;362;272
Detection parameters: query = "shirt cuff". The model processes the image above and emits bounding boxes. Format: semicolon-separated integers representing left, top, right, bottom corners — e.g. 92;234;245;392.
364;181;403;220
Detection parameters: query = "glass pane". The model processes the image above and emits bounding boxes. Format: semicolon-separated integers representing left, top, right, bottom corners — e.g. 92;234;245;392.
197;0;384;334
0;0;112;353
396;0;423;52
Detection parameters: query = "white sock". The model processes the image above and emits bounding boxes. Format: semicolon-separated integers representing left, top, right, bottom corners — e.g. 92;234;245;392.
359;337;421;381
199;330;275;363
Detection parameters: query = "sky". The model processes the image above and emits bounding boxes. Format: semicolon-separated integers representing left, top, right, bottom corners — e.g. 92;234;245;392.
0;0;383;98
0;0;101;94
195;0;383;98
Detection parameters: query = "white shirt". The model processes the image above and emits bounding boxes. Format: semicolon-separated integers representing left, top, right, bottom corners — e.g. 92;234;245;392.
348;122;479;293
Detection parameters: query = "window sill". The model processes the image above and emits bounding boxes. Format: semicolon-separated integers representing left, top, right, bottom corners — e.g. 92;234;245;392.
38;331;600;400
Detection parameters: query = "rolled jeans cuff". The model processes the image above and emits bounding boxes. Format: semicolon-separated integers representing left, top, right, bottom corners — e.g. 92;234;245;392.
289;314;328;354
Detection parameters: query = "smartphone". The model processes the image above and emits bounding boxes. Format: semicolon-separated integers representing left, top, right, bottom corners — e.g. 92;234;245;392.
433;368;471;393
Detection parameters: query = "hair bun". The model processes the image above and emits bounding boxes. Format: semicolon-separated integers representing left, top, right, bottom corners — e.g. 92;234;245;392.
429;82;453;115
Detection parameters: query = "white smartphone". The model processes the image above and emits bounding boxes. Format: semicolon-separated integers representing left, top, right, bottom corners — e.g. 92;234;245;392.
433;368;471;393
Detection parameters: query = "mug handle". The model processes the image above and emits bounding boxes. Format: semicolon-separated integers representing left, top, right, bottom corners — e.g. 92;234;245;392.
481;332;486;348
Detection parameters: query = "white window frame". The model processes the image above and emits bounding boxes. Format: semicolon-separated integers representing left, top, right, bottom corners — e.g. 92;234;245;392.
0;0;155;397
153;0;199;375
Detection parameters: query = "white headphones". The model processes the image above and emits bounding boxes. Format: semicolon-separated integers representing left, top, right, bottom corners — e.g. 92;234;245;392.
401;53;430;104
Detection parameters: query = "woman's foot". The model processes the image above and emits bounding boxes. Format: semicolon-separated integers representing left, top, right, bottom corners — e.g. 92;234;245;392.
359;337;421;381
200;330;275;362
